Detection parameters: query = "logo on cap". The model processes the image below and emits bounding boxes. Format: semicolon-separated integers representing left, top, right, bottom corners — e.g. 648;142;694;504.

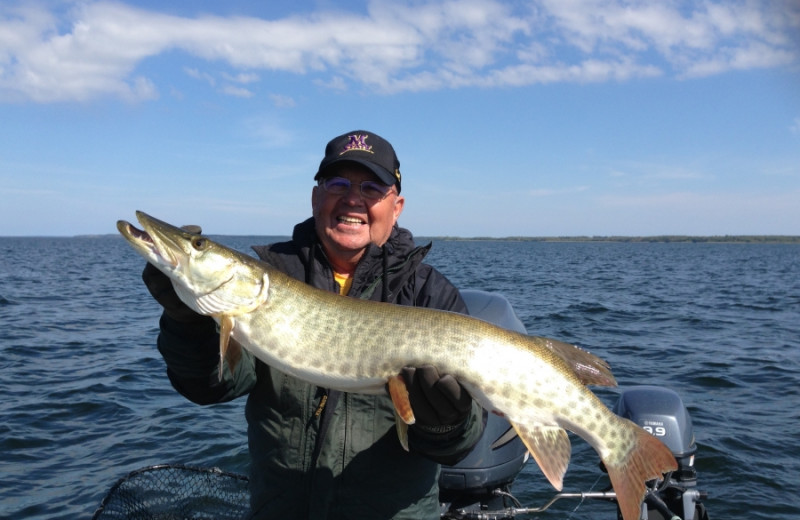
340;134;373;155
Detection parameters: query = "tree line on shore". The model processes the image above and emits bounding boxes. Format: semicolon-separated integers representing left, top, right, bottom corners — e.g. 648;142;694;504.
426;235;800;244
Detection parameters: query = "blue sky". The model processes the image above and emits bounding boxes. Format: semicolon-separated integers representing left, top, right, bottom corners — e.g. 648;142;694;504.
1;0;799;237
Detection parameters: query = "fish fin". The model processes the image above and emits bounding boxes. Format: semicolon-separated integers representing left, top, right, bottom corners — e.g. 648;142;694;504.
387;375;416;425
543;337;617;387
388;375;413;451
605;420;678;520
511;422;571;490
225;338;243;377
218;315;236;381
394;413;410;451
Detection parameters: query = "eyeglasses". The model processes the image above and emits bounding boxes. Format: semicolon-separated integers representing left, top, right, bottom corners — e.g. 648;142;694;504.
319;176;393;201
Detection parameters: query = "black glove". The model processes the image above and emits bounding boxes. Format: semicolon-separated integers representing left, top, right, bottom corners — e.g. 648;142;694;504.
141;224;206;324
401;365;472;432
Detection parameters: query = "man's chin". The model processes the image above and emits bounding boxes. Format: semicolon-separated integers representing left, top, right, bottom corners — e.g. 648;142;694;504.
328;229;370;250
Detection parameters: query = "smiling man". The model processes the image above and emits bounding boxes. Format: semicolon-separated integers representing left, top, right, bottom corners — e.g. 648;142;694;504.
143;130;484;519
311;132;405;279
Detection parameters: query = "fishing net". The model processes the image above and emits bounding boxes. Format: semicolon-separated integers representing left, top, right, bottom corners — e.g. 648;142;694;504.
91;464;250;520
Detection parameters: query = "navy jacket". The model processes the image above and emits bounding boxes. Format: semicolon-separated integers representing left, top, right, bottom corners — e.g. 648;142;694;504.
156;218;484;519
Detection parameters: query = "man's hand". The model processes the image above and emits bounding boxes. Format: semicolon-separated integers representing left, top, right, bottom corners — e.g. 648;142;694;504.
141;224;206;323
401;365;472;432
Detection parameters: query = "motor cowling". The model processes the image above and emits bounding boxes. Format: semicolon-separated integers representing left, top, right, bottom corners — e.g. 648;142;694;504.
613;386;696;465
613;386;708;520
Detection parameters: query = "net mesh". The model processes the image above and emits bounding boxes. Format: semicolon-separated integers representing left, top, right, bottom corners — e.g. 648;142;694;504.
91;464;250;520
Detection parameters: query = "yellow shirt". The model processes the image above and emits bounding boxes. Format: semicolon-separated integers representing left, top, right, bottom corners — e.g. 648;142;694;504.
333;271;353;296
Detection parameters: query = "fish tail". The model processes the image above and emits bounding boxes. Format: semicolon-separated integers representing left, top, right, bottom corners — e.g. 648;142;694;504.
605;421;678;520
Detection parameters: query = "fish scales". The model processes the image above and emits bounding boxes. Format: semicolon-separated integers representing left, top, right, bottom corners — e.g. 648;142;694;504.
251;276;566;405
117;211;678;520
251;279;633;472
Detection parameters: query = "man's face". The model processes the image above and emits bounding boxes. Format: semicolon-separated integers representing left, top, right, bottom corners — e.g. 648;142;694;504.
312;164;405;267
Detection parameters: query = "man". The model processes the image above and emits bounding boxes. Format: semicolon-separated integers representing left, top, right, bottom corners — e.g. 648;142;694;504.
143;130;484;519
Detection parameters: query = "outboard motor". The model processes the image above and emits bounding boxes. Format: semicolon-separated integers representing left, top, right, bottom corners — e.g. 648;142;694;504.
439;290;529;518
613;386;708;520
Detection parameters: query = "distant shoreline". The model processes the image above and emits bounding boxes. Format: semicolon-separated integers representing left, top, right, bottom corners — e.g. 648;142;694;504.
420;235;800;244
5;234;800;244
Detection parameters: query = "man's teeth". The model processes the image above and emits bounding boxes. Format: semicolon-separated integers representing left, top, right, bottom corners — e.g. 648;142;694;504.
338;216;363;224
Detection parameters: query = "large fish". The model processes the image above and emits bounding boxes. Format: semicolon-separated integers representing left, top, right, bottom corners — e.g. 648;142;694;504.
117;211;677;520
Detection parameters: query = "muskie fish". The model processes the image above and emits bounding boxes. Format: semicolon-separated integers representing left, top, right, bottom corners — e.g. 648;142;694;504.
117;211;677;520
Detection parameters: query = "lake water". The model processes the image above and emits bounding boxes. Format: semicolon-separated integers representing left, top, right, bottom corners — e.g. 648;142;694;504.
1;236;798;519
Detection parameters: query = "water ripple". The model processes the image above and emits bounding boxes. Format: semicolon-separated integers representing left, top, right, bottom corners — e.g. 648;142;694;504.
1;237;798;519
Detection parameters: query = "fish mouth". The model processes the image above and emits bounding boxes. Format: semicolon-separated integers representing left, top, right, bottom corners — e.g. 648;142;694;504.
118;220;153;243
116;213;180;268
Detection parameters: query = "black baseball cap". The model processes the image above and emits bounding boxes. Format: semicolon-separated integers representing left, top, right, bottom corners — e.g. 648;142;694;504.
314;130;402;193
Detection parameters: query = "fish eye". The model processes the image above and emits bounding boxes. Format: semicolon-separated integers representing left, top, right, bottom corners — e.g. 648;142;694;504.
191;237;209;250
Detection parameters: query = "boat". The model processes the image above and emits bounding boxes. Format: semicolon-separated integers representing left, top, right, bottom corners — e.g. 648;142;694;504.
92;290;709;520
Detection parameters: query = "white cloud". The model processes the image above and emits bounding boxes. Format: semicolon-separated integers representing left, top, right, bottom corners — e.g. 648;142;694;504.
680;41;797;78
223;72;260;84
0;0;797;103
313;75;348;91
221;85;253;98
184;67;216;86
269;93;296;108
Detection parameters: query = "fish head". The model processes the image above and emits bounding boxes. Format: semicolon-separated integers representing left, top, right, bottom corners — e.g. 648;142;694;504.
117;211;269;316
